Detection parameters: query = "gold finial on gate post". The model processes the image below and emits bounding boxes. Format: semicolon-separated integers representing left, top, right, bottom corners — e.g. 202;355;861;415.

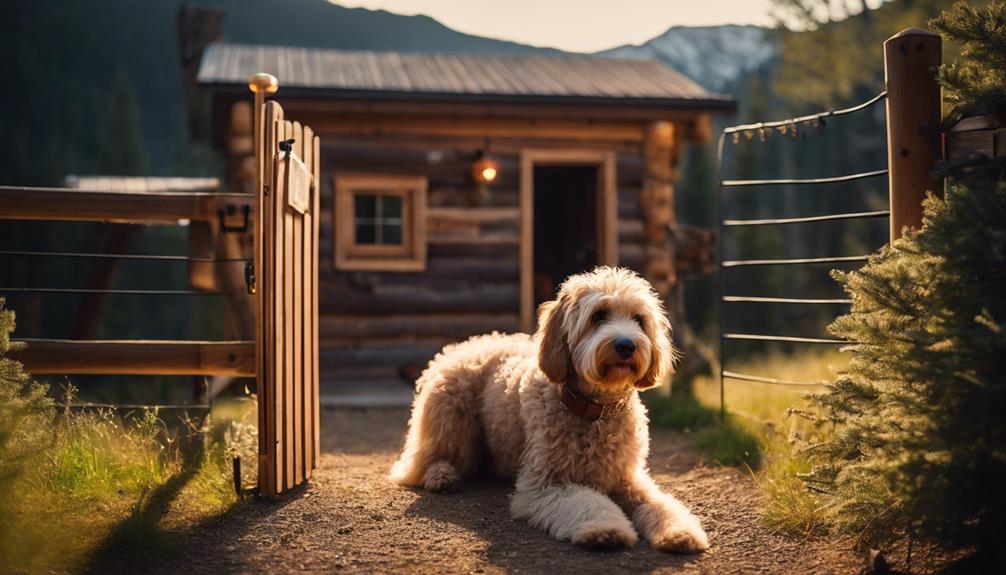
248;72;279;201
248;72;279;96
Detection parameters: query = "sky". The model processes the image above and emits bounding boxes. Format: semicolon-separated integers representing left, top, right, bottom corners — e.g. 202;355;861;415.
331;0;778;53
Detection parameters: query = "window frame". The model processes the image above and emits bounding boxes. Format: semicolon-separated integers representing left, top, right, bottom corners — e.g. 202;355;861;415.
334;174;427;272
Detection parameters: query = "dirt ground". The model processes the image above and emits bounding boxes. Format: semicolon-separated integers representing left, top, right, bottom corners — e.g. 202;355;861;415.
148;407;862;575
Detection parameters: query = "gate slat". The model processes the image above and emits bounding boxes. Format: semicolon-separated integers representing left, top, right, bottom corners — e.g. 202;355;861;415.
312;130;321;466
302;124;315;479
292;121;305;486
273;112;288;495
259;101;280;497
283;118;296;491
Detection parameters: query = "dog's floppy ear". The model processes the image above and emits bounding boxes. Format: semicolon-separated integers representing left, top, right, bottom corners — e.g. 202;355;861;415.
636;310;676;391
536;296;570;384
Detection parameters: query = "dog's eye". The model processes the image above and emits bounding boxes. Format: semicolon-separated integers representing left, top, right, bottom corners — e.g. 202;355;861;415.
633;315;645;327
591;309;609;324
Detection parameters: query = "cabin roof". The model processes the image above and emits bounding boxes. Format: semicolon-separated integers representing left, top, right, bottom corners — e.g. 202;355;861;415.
197;43;734;109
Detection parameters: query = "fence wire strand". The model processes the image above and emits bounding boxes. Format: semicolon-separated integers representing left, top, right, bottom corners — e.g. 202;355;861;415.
723;333;853;344
0;288;223;295
59;403;212;411
723;255;872;267
722;296;852;304
723;370;830;386
722;91;887;135
721;168;888;187
723;210;890;227
0;249;248;263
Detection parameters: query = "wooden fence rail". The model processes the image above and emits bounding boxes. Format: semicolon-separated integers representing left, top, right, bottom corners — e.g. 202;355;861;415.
13;340;255;377
0;186;254;225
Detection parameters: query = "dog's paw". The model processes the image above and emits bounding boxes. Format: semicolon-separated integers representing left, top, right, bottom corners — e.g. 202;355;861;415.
422;460;462;493
572;523;638;551
650;526;709;554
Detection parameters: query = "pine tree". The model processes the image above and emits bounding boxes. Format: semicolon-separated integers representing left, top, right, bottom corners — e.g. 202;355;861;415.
0;299;54;567
801;1;1006;567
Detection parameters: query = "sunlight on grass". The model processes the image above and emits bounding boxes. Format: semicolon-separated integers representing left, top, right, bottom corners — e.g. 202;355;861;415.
652;348;849;538
0;387;258;574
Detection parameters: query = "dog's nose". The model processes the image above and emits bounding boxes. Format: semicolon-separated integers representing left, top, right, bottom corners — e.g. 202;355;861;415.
613;338;636;359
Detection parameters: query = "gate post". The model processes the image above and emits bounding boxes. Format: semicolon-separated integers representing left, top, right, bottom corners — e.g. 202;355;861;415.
884;28;942;241
249;73;278;496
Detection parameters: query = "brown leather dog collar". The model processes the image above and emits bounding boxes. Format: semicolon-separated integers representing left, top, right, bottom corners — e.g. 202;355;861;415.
558;384;627;422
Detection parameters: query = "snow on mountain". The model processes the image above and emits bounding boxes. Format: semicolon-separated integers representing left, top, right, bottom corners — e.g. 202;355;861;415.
597;25;776;92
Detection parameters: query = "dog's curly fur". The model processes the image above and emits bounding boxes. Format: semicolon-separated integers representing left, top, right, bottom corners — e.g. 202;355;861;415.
390;266;709;552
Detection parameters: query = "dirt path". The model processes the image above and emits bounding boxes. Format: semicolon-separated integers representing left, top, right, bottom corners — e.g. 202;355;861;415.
150;408;860;574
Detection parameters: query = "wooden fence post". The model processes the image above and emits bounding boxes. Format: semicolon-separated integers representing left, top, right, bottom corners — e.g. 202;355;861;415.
884;28;943;241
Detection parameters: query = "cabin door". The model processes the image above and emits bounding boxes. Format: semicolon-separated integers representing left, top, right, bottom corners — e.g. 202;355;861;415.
533;165;599;307
519;150;617;332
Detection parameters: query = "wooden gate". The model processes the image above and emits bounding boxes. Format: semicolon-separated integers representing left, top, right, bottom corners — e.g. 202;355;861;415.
255;96;321;496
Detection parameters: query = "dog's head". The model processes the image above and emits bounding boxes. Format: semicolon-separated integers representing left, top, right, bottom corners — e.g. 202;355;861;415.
535;266;676;393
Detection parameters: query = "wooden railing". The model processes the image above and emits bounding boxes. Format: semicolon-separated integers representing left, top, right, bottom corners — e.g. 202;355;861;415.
0;185;253;224
12;339;255;377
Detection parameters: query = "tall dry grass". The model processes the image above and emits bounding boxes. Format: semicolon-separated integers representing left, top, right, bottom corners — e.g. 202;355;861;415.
0;380;257;573
650;348;850;537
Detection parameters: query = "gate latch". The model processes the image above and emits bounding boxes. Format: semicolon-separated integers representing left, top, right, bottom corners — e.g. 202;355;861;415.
245;261;256;295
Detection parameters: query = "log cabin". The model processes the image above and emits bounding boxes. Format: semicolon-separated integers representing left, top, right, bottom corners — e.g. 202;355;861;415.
195;43;735;401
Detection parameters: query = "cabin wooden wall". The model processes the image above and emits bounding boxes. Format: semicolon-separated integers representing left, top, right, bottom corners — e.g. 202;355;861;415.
315;140;649;386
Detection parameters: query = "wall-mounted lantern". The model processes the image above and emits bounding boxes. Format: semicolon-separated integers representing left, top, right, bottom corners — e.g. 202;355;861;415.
471;147;498;206
472;151;498;185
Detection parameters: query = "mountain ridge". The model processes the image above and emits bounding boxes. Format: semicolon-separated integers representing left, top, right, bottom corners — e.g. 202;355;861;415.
597;24;776;92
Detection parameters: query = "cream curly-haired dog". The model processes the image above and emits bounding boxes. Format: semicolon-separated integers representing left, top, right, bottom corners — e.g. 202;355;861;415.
390;266;709;552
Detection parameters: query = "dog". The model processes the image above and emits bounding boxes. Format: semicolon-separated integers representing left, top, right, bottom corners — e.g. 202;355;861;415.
390;266;709;552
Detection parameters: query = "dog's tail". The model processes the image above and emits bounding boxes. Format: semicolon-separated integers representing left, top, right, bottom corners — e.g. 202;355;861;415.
388;451;422;486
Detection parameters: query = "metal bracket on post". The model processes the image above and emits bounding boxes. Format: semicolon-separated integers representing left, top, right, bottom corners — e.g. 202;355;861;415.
218;204;251;233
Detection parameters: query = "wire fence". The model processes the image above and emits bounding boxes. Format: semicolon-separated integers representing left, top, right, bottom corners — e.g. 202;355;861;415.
715;91;889;417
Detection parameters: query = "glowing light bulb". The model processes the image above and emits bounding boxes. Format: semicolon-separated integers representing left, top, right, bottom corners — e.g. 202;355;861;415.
481;166;497;182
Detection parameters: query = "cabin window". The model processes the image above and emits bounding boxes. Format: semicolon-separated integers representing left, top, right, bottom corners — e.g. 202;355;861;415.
334;174;427;271
353;194;403;245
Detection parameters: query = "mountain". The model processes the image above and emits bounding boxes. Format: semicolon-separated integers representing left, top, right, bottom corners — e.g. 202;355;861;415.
598;25;776;92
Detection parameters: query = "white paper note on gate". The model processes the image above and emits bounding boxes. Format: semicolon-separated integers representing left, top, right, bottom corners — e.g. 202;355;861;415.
284;152;312;214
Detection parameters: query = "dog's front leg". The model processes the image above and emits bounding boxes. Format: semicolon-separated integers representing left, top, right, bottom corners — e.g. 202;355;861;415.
511;471;638;550
614;472;709;554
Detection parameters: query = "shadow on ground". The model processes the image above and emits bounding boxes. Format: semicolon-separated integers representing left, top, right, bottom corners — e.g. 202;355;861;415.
401;480;700;575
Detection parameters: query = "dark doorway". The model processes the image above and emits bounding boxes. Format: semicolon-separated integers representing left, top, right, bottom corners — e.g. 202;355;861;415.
533;165;599;310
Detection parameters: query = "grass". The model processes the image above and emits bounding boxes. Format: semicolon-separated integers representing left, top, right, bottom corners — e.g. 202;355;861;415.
0;384;258;574
646;393;761;467
648;348;849;537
